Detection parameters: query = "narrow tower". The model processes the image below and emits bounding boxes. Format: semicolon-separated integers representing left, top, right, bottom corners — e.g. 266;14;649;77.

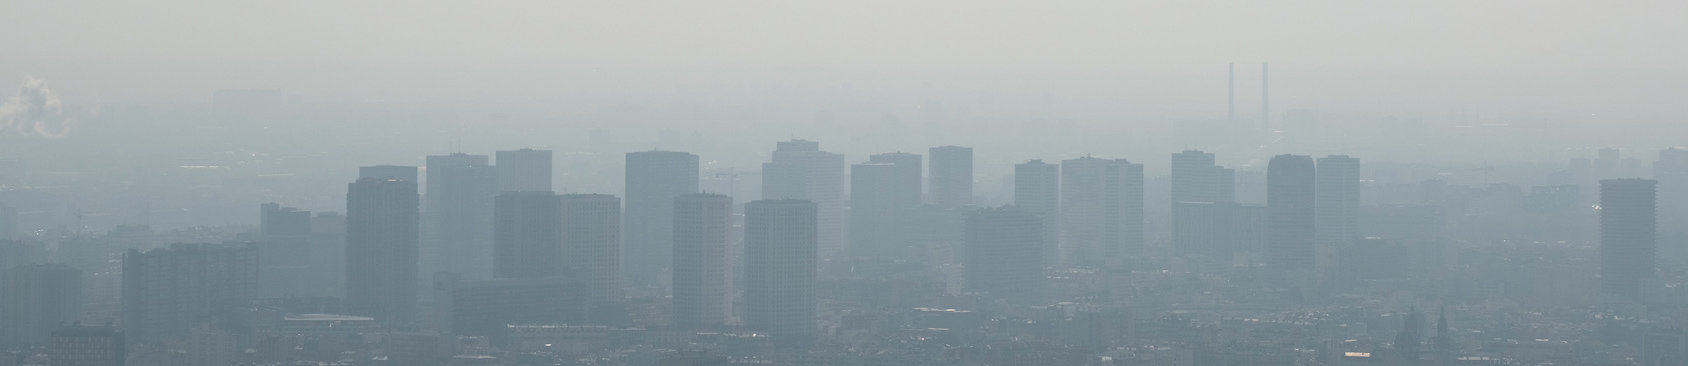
1227;62;1235;123
1261;62;1270;133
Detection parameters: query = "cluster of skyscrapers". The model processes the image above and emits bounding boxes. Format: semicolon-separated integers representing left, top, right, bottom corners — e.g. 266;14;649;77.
2;139;1682;365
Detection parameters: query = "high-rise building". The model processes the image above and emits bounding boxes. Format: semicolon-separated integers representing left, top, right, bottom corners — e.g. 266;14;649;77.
260;203;311;238
964;206;1045;305
1231;204;1268;257
346;173;420;325
671;193;733;329
1;264;82;347
624;151;700;288
1058;157;1143;265
929;146;973;208
1596;148;1622;178
1601;179;1656;299
497;148;553;192
122;243;258;339
1015;160;1061;263
560;194;622;309
310;211;349;300
49;324;124;366
1655;148;1688;264
762;140;845;258
1171;150;1237;258
1315;155;1360;277
1171;150;1235;204
850;152;922;259
425;153;497;280
257;203;314;297
1173;201;1237;259
359;165;417;181
1266;155;1317;272
493;191;562;279
744;199;818;345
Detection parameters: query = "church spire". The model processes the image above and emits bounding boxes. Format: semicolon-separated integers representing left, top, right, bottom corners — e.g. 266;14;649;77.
1434;306;1455;366
1395;307;1421;364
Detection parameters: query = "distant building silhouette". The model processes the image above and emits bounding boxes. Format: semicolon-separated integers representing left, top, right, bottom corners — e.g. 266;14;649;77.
744;199;818;345
762;140;845;259
359;165;417;182
50;324;124;366
2;263;83;347
850;152;922;259
494;191;563;279
346;172;420;325
1170;150;1234;205
671;193;733;329
560;194;622;317
624;151;699;289
1015;160;1061;263
1655;148;1688;266
1171;150;1236;259
123;243;258;339
1600;178;1656;299
964;206;1045;305
257;203;326;297
1267;155;1316;273
1395;308;1422;363
1315;155;1360;278
930;146;974;208
496;148;553;192
1058;157;1143;266
1173;201;1237;260
425;153;497;280
1434;307;1456;365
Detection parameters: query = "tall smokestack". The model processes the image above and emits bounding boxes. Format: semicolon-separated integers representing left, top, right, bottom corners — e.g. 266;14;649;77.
1261;62;1269;133
1228;63;1235;123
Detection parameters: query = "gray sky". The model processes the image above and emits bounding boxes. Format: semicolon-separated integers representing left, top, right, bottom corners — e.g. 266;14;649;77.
5;0;1685;107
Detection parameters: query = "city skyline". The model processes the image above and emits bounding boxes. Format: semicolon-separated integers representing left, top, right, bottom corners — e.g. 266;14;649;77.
0;2;1683;364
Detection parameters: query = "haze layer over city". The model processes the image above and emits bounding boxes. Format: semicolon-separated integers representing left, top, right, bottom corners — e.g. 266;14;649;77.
1;1;1686;365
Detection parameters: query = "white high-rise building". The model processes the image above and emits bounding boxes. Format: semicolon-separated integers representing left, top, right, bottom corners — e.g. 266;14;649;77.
761;140;845;259
671;193;733;329
1315;155;1360;278
849;152;922;259
346;171;420;325
624;151;700;288
1600;179;1656;299
929;146;973;208
1171;150;1237;259
426;153;496;279
1015;160;1061;263
1267;155;1316;273
1058;157;1143;266
493;191;562;279
964;206;1044;305
744;199;818;345
497;149;553;192
560;194;622;310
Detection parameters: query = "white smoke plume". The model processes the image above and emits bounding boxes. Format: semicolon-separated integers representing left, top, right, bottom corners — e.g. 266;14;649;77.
0;76;74;139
